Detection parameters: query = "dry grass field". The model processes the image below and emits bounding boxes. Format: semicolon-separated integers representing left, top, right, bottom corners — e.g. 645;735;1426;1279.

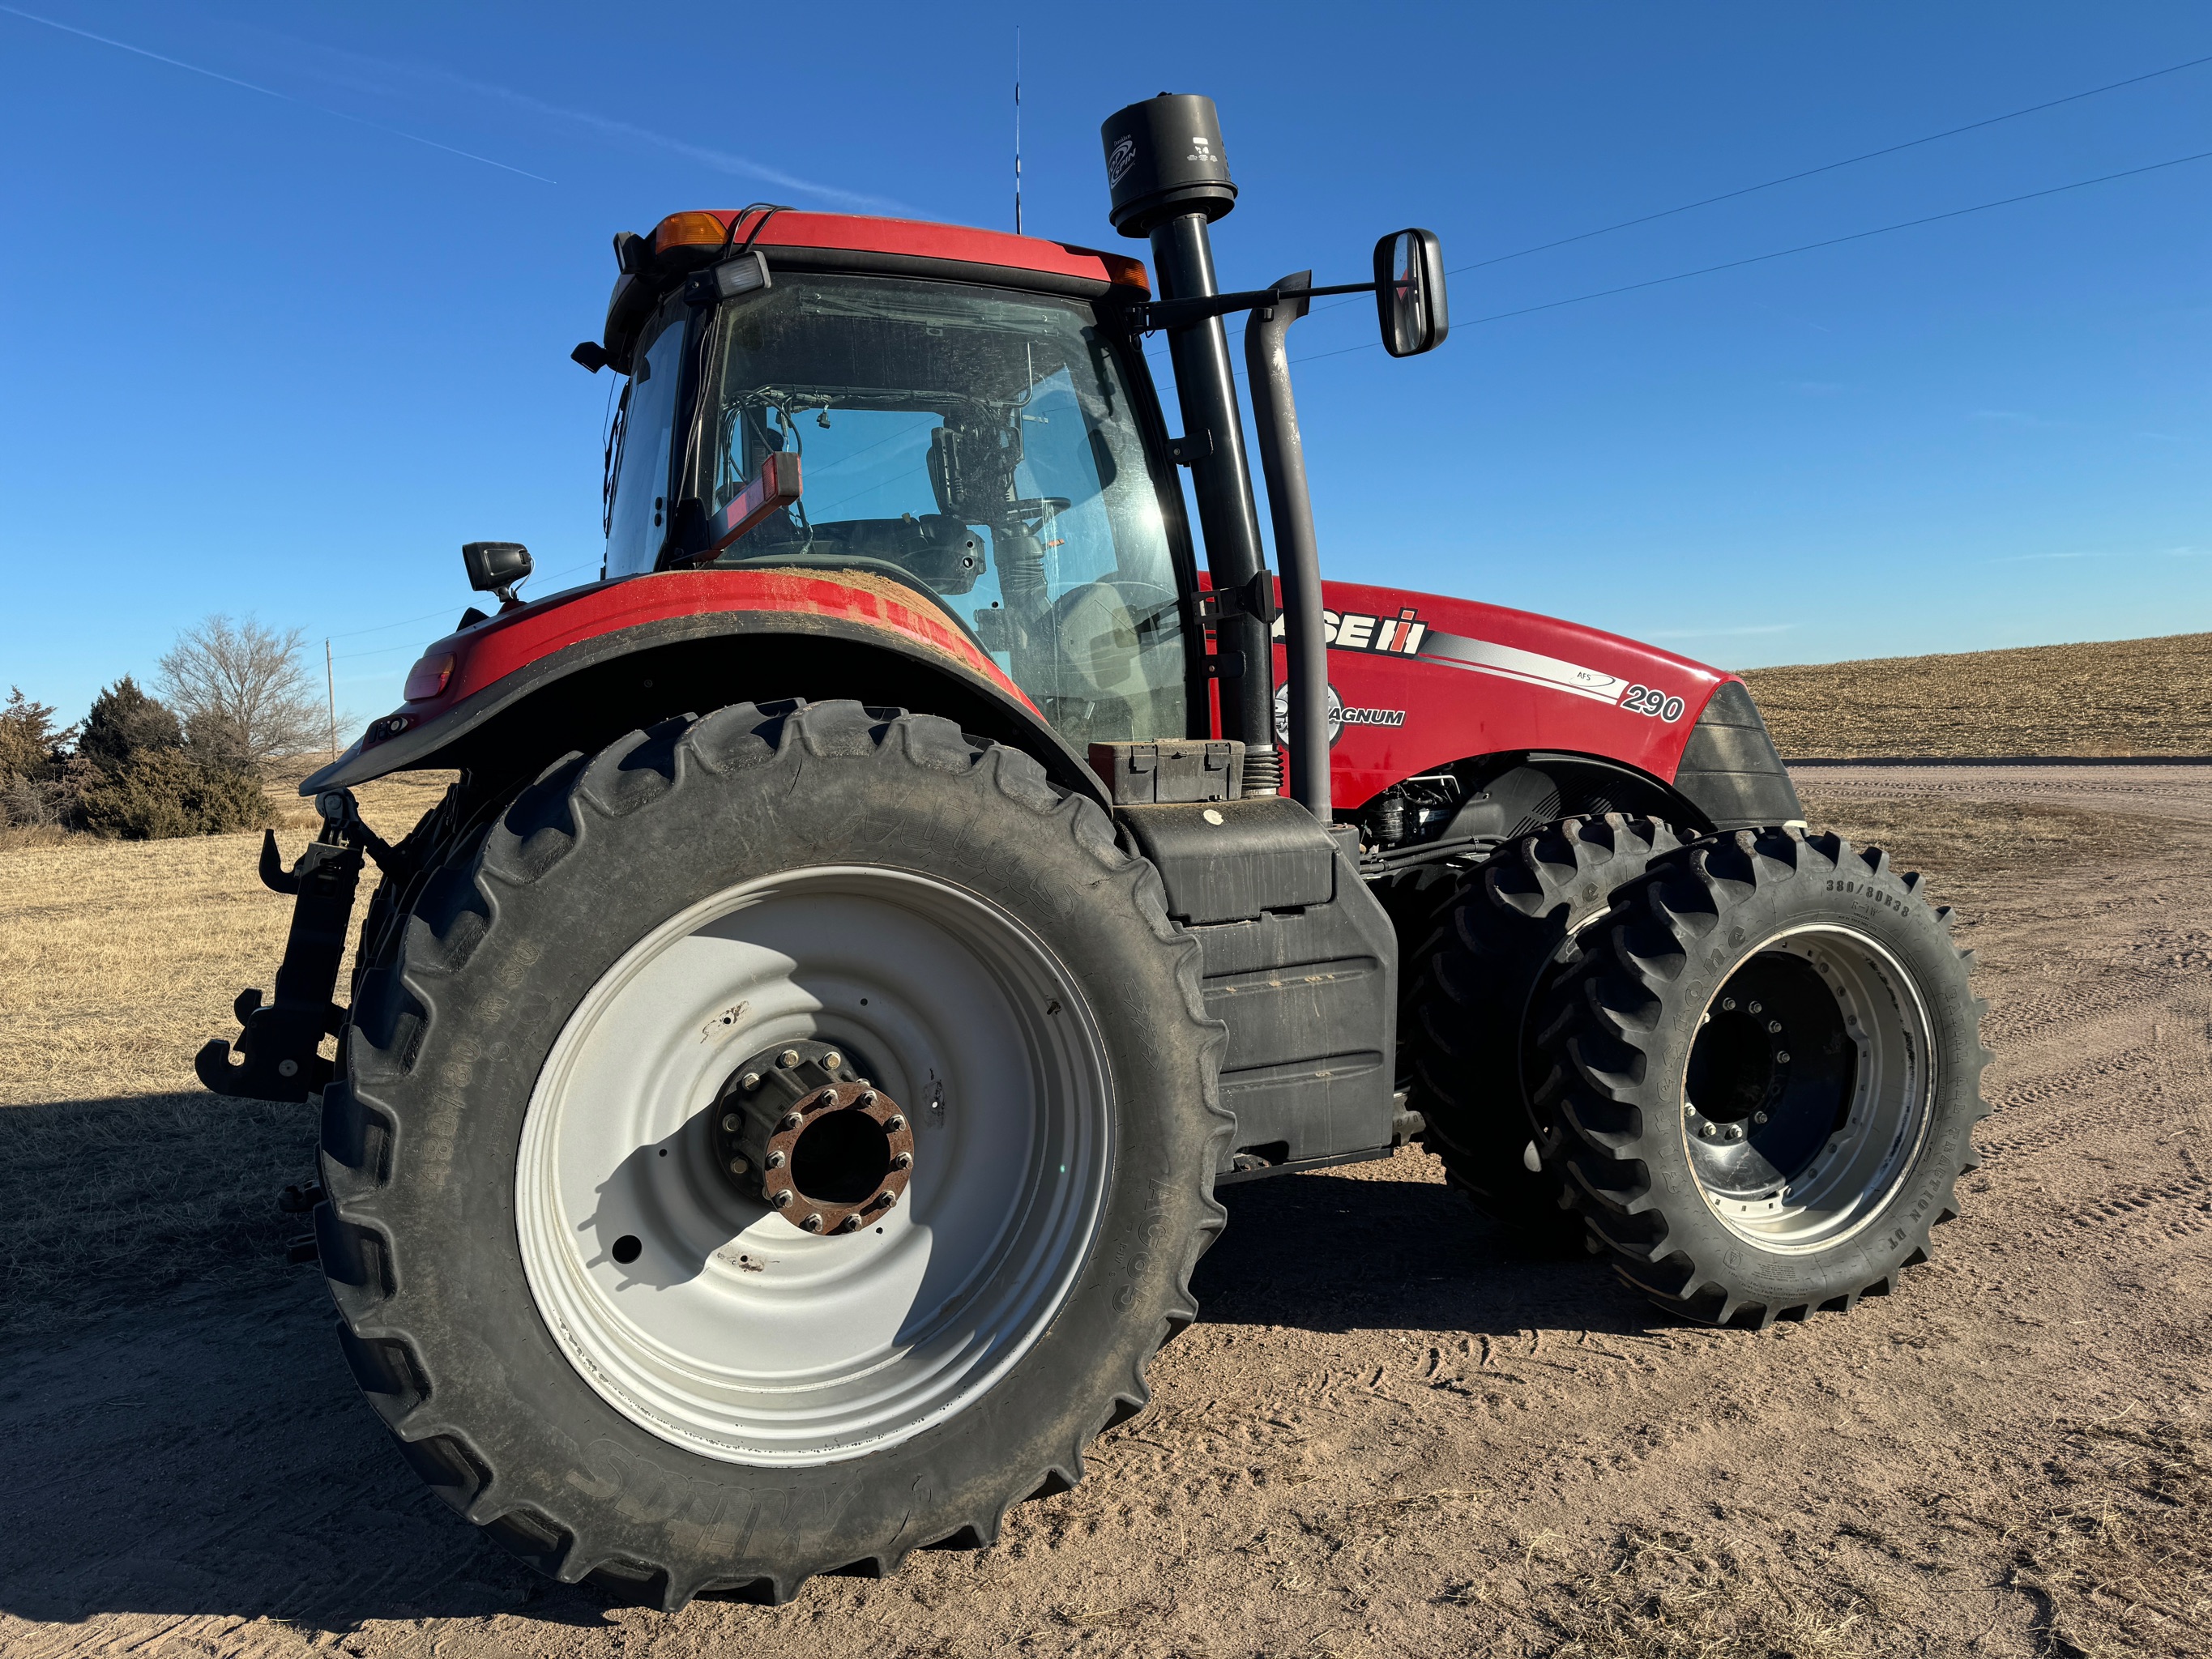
1740;629;2212;757
0;773;447;1334
2;676;2210;1657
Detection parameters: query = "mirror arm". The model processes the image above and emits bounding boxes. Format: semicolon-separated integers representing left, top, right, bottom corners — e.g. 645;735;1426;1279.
1126;281;1373;335
1242;272;1331;821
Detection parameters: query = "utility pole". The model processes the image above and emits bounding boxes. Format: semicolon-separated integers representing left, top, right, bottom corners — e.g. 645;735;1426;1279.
325;638;337;760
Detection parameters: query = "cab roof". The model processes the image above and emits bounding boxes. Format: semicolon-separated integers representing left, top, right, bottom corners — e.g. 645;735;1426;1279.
651;209;1150;292
593;209;1150;374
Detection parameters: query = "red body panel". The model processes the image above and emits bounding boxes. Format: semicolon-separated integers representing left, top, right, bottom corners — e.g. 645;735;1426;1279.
671;210;1150;292
389;569;1029;733
1293;580;1732;808
383;572;1729;803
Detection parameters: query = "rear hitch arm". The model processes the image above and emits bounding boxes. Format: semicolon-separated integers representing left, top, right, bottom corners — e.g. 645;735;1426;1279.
196;789;386;1103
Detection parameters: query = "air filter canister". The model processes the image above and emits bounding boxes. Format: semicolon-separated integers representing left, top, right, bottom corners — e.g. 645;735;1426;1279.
1100;93;1236;238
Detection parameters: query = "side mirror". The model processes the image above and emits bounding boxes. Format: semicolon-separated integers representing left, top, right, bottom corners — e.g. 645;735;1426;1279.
463;540;532;606
1373;228;1449;357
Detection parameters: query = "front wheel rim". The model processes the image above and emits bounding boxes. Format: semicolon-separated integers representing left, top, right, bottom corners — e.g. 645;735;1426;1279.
515;865;1112;1465
1680;924;1934;1252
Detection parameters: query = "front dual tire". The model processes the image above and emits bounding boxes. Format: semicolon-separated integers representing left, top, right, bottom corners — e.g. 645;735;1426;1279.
316;702;1229;1606
1534;825;1992;1324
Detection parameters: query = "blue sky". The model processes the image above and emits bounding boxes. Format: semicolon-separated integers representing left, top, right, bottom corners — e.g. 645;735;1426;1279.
1;2;2206;727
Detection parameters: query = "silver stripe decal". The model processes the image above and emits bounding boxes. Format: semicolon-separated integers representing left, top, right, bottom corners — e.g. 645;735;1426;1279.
1414;632;1626;704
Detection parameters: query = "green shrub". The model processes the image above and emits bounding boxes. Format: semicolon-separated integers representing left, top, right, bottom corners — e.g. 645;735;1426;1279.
0;686;73;783
76;748;275;840
77;676;183;773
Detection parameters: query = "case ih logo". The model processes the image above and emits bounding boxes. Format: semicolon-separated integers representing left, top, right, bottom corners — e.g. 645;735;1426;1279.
1327;608;1425;655
1271;608;1427;656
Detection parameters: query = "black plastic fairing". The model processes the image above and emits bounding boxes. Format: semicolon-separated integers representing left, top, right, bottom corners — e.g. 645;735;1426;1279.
1117;795;1398;1176
1674;681;1803;829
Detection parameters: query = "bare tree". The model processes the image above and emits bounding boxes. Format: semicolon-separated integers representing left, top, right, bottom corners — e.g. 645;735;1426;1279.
156;615;324;773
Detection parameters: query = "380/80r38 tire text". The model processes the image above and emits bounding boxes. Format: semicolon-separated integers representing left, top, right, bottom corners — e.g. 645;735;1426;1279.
314;701;1230;1607
1533;825;1990;1326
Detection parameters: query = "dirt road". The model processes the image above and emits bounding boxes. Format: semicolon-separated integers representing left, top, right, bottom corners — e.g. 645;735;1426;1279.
3;766;2208;1657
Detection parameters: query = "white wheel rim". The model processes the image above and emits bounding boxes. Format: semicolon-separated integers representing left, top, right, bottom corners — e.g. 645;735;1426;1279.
515;866;1112;1465
1680;924;1935;1252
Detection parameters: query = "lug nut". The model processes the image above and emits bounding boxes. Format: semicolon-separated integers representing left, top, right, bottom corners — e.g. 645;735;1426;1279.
1721;997;1736;1011
839;1215;861;1233
722;1113;742;1132
817;1088;839;1108
780;1113;803;1132
1728;1124;1745;1141
740;1072;761;1092
801;1213;825;1233
823;1051;843;1072
766;1149;786;1169
886;1115;905;1133
1753;1111;1769;1124
728;1156;749;1175
771;1189;794;1209
1776;1050;1791;1064
893;1151;913;1171
1766;1020;1782;1034
858;1090;878;1109
1698;1124;1716;1139
777;1049;801;1069
1749;1002;1762;1015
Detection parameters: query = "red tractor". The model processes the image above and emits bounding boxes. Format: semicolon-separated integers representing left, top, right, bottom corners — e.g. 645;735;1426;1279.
202;95;1988;1606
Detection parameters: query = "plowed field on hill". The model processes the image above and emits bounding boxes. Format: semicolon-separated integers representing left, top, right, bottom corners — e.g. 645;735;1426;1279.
1740;631;2212;757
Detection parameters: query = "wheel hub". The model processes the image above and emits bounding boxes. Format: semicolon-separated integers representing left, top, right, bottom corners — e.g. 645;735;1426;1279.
712;1038;914;1235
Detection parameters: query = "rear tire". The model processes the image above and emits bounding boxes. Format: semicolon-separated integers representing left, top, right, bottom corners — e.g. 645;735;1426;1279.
1407;815;1681;1252
1533;826;1990;1325
315;701;1229;1606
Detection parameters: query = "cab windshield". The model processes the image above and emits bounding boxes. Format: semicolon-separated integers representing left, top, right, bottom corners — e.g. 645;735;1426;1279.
690;274;1189;748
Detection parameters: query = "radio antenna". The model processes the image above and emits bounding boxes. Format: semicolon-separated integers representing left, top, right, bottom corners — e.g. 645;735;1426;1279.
1013;26;1023;235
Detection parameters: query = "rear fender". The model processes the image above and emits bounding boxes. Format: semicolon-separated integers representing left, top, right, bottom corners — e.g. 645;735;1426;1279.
306;569;1106;805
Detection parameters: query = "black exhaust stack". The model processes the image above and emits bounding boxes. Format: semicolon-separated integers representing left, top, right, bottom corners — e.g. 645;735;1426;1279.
1102;96;1279;794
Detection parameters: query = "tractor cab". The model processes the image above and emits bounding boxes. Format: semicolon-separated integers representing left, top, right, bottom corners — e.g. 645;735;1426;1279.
601;240;1196;753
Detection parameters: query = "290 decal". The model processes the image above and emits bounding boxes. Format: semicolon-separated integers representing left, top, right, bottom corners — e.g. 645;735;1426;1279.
1619;684;1685;722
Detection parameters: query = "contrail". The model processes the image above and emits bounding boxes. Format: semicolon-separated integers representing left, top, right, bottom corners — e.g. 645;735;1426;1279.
0;3;556;182
249;28;911;214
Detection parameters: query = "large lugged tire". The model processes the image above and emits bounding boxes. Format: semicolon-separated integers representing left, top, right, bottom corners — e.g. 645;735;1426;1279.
1407;815;1681;1252
1534;826;1990;1325
315;700;1230;1606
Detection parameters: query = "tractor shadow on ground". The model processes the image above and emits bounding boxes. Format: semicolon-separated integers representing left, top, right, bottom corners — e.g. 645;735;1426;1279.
0;1272;610;1633
1194;1161;1669;1340
0;1090;614;1634
0;1119;1652;1633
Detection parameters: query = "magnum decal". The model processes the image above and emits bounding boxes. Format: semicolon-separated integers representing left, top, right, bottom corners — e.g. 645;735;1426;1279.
1275;683;1407;747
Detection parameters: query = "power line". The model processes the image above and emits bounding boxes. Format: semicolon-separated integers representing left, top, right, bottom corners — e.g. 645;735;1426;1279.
1143;137;2212;397
1448;144;2212;331
327;557;601;659
1178;141;2212;383
1223;46;2212;350
1450;49;2212;277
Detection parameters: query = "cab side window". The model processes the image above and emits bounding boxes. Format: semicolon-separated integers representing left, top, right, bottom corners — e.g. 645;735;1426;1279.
604;313;687;578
